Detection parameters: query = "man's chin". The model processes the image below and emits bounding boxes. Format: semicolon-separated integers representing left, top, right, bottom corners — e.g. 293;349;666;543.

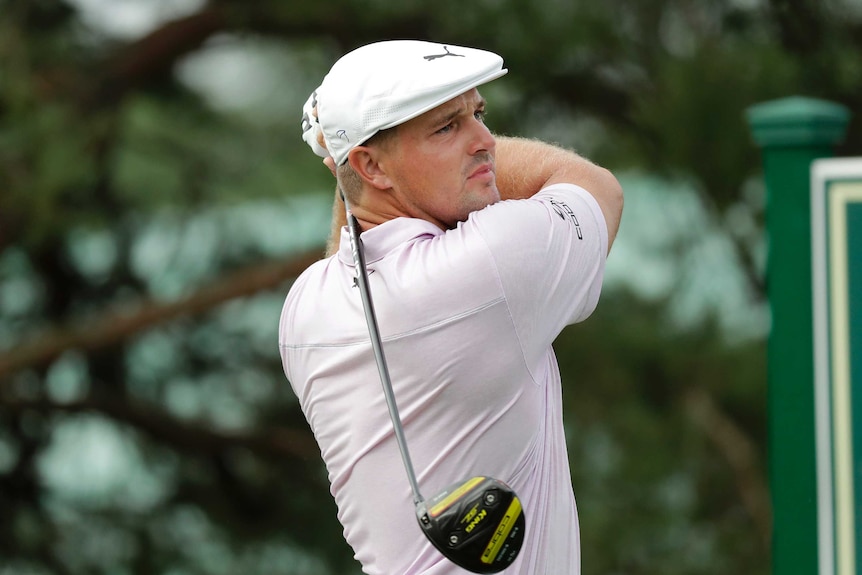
460;189;501;220
478;184;502;208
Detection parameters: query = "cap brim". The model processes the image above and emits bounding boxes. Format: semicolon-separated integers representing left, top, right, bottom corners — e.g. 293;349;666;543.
336;67;509;164
377;67;509;132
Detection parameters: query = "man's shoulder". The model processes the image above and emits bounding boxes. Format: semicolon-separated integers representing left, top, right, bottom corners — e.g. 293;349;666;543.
286;255;334;296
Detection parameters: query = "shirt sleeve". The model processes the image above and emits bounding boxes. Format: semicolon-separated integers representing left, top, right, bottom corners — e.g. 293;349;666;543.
470;183;609;363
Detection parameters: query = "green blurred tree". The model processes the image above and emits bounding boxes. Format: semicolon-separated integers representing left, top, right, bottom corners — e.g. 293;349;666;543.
1;0;860;573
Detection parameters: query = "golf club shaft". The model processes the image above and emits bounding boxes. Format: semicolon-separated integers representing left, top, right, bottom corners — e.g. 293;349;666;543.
343;195;424;504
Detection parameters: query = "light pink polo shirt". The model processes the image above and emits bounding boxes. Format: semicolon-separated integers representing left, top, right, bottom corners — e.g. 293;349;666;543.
279;183;608;575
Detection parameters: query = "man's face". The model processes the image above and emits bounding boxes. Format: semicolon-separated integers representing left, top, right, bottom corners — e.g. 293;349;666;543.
378;88;500;229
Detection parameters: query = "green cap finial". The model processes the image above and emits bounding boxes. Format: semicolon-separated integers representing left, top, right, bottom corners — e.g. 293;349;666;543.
747;96;850;148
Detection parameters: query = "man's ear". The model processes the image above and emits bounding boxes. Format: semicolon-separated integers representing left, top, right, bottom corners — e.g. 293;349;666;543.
347;147;392;190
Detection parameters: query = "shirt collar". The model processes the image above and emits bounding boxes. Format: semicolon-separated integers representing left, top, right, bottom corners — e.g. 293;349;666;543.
337;217;443;265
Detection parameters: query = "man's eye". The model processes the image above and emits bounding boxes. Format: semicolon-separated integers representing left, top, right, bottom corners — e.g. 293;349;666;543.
437;123;453;134
474;110;487;122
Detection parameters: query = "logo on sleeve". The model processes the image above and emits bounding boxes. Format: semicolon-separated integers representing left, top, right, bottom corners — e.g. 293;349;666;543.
549;199;583;239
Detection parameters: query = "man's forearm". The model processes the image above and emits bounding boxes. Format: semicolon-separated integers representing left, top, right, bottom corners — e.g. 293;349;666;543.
495;136;602;199
494;135;623;249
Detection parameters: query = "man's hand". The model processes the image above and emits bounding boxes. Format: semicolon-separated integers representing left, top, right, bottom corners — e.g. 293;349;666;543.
301;89;330;159
301;89;342;257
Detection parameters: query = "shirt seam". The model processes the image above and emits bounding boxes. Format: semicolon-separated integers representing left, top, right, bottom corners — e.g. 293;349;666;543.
278;296;507;350
472;224;540;388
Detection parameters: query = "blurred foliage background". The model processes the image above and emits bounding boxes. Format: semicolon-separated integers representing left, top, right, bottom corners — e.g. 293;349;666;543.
1;0;861;573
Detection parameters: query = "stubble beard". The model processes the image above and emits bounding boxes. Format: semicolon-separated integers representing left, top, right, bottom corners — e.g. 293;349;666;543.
463;152;500;210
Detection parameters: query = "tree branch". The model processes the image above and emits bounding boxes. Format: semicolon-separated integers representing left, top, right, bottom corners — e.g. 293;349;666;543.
0;249;322;381
93;6;226;107
684;387;771;549
89;3;434;108
0;395;318;462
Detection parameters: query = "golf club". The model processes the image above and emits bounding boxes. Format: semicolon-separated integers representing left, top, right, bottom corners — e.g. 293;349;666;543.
343;194;526;573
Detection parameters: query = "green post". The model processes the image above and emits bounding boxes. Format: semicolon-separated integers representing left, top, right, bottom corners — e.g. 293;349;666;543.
746;97;851;574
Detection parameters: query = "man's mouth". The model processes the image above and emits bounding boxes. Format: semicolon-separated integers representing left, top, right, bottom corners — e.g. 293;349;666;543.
468;163;494;180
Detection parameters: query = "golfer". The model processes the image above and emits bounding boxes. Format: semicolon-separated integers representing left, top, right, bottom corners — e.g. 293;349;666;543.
279;40;623;574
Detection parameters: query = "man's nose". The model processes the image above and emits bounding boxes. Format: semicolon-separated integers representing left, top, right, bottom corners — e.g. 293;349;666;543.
469;118;496;155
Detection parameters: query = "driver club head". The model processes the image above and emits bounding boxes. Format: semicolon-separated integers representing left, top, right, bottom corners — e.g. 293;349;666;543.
416;476;525;573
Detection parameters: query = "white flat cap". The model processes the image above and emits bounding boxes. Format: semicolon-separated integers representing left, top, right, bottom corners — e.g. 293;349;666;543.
313;40;507;165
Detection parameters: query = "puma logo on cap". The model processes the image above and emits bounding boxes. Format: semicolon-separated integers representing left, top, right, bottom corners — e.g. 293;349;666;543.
423;46;465;61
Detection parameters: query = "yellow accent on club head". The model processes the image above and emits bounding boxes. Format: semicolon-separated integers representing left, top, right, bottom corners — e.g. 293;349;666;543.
428;477;485;517
480;497;522;564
